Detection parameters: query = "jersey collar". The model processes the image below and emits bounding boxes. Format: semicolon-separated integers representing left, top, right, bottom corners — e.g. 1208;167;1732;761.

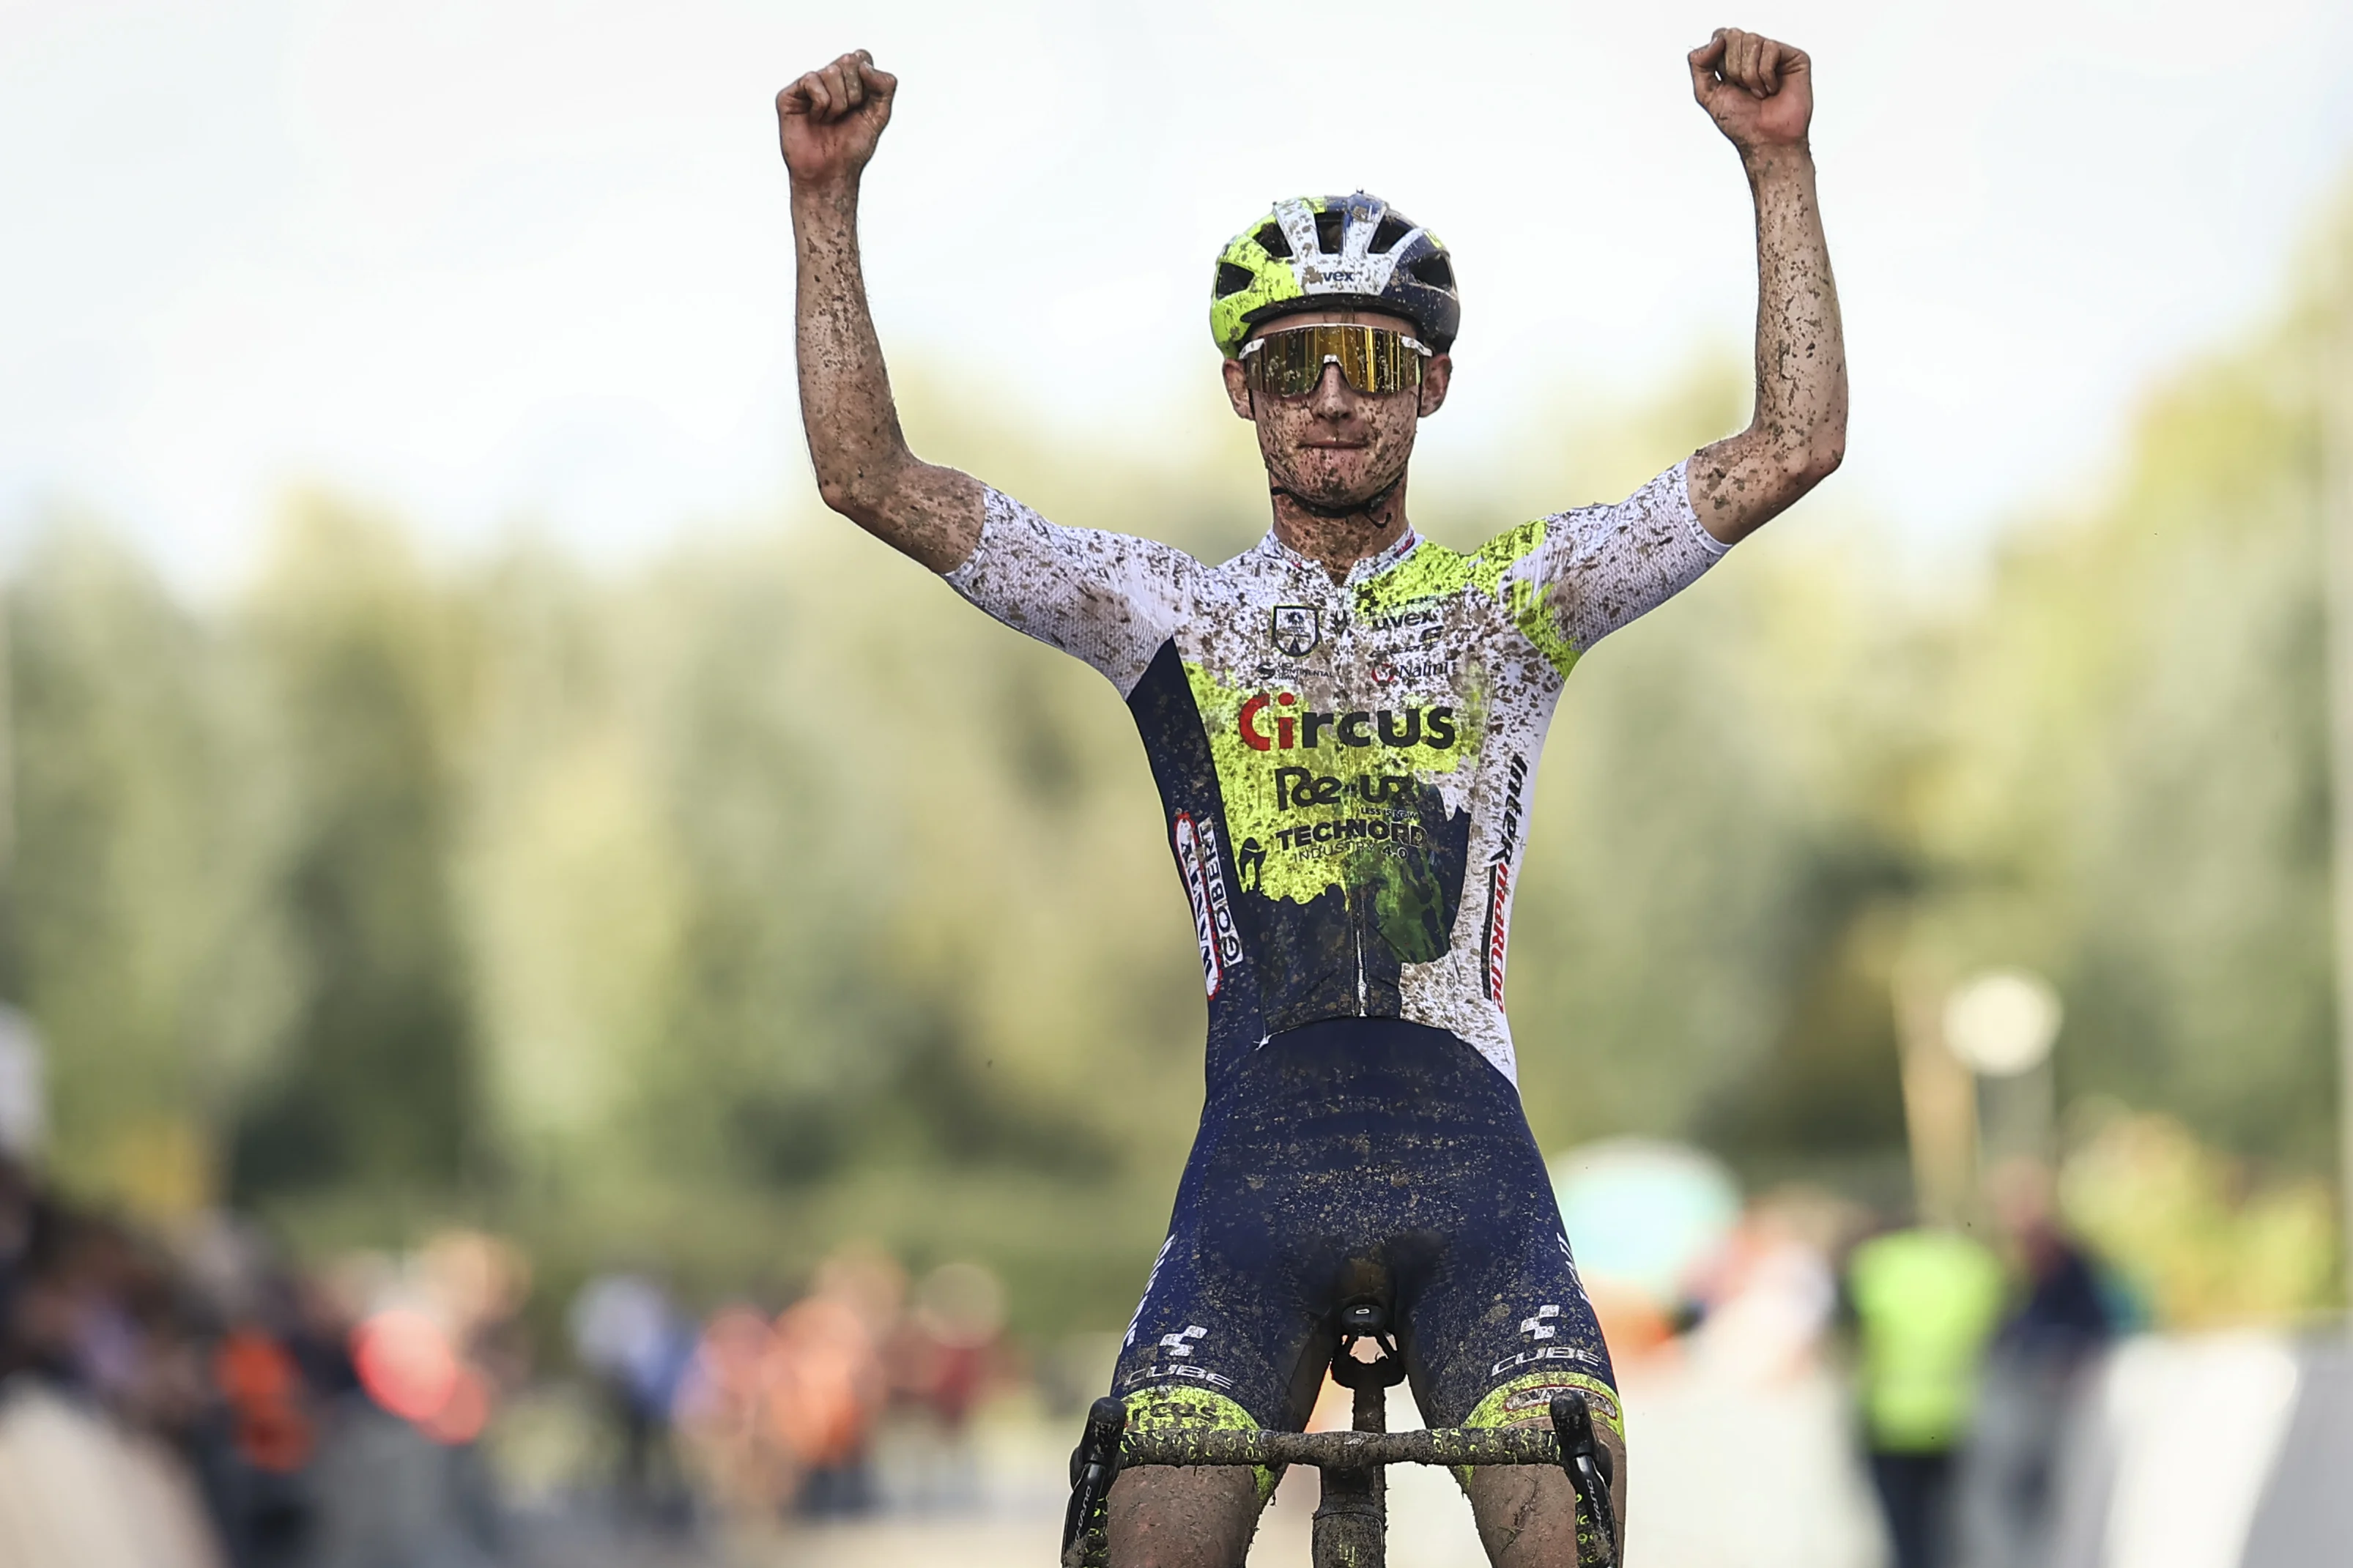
1259;525;1422;589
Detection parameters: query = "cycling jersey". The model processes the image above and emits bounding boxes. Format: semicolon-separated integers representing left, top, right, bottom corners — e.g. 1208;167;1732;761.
946;463;1723;1461
946;460;1724;1085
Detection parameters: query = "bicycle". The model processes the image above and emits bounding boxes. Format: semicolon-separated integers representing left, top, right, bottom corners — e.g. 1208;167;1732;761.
1061;1300;1618;1568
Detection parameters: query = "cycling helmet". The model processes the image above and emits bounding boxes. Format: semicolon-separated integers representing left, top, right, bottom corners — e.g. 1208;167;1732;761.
1209;193;1460;360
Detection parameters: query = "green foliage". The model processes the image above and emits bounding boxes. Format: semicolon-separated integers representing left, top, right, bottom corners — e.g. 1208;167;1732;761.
2061;1108;2337;1326
229;497;481;1198
7;526;292;1204
1926;310;2337;1164
6;193;2350;1323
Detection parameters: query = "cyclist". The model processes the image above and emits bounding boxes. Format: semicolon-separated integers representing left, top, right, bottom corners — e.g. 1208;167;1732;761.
779;27;1843;1567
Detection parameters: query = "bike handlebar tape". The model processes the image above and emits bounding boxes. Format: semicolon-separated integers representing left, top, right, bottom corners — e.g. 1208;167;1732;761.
1062;1397;1127;1565
1549;1392;1618;1568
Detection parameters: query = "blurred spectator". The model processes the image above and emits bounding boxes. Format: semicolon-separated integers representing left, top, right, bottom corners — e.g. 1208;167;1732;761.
295;1233;522;1568
344;1230;527;1452
900;1260;1005;1431
0;1156;34;1356
774;1246;900;1517
1687;1189;1850;1386
676;1303;798;1515
887;1260;1008;1512
568;1268;694;1524
208;1323;317;1564
6;1169;1057;1557
0;1375;226;1568
672;1243;909;1525
1844;1224;2006;1568
1989;1162;2113;1356
1955;1159;2119;1568
0;1181;223;1568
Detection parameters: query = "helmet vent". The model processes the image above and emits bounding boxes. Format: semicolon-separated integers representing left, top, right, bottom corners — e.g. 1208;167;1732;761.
1371;214;1412;253
1312;210;1346;256
1408;253;1455;290
1215;261;1255;298
1255;222;1291;259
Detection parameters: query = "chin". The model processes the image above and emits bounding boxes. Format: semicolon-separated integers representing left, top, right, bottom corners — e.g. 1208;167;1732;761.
1279;466;1391;512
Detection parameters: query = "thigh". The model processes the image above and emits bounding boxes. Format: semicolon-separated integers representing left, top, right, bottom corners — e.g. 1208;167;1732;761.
1403;1137;1620;1449
1108;1151;1335;1498
1114;1031;1431;1443
1110;1172;1333;1436
1398;1107;1626;1558
1103;1189;1321;1567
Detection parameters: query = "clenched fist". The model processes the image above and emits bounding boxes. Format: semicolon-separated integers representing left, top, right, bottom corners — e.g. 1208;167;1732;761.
778;50;897;187
1689;29;1812;155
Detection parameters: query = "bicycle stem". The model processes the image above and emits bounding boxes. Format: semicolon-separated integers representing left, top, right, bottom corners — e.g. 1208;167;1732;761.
1311;1360;1390;1567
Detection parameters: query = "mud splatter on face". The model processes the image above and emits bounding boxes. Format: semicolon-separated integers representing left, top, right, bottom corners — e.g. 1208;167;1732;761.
1250;366;1425;516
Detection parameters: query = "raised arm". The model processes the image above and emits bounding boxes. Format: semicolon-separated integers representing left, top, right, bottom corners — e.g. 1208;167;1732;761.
1684;29;1848;546
779;51;982;572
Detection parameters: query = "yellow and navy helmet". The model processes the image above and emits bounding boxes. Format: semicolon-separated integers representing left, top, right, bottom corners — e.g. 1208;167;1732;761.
1209;193;1459;360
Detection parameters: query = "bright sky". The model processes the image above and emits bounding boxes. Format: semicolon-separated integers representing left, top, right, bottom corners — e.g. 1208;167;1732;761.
4;0;2350;587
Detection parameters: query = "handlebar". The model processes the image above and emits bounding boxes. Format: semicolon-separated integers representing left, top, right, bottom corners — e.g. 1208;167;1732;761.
1063;1302;1616;1568
1118;1423;1563;1468
1066;1391;1617;1568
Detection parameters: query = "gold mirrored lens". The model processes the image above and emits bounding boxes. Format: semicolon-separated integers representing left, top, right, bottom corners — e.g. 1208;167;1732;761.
1245;325;1423;398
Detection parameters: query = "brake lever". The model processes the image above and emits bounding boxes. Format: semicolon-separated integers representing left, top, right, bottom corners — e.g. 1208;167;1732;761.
1061;1396;1126;1567
1549;1391;1617;1568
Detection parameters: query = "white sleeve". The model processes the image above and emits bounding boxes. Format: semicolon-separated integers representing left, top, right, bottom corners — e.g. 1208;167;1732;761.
943;487;1198;696
1529;460;1727;653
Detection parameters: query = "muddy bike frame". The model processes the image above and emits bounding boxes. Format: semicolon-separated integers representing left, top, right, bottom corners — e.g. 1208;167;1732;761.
1061;1301;1617;1568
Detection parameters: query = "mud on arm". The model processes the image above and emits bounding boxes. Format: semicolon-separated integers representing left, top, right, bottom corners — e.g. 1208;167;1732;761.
783;51;984;572
1683;29;1848;546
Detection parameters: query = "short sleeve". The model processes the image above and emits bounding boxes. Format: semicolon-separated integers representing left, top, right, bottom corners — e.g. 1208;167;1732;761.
943;488;1200;696
1521;460;1727;655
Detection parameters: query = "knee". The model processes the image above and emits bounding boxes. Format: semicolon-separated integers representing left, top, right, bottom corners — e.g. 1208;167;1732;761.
1105;1465;1264;1568
1465;1464;1573;1567
1463;1438;1626;1568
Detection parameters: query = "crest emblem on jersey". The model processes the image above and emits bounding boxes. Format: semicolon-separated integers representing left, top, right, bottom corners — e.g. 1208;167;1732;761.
1270;605;1321;657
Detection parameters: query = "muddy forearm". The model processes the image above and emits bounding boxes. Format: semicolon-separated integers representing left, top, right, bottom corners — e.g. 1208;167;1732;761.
792;177;980;571
1746;149;1845;481
1689;147;1847;544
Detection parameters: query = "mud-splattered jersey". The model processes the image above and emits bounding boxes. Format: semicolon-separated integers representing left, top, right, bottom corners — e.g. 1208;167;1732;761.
945;461;1724;1087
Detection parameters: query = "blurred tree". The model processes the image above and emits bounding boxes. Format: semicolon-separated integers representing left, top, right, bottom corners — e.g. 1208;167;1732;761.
228;497;481;1200
5;182;2350;1313
1927;301;2337;1165
2061;1108;2335;1326
458;544;686;1184
6;525;292;1210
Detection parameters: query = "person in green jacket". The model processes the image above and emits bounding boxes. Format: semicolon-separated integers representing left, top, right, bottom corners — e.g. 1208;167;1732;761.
1845;1227;2007;1568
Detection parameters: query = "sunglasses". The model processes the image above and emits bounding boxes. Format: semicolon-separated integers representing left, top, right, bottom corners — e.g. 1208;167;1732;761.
1239;322;1431;398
